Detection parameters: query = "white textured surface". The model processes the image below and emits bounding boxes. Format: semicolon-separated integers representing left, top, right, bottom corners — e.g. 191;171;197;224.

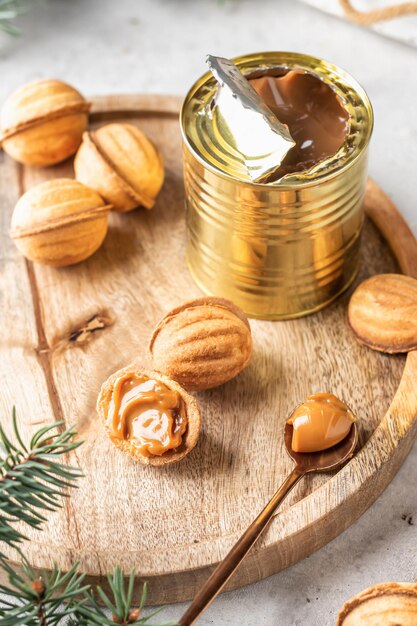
1;1;416;624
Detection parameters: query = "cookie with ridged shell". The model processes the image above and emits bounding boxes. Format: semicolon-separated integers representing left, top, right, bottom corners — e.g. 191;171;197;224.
149;296;252;391
97;365;202;466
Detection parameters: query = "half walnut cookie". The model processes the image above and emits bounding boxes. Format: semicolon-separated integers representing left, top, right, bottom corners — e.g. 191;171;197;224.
336;582;417;625
97;365;202;466
347;273;417;354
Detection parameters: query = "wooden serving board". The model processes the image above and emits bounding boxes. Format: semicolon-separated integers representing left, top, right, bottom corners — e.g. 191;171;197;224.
1;95;417;606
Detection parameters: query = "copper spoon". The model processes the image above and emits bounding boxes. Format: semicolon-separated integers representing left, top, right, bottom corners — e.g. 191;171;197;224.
178;419;358;626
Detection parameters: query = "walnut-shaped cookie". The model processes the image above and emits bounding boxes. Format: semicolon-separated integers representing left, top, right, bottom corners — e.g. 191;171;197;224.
97;365;201;466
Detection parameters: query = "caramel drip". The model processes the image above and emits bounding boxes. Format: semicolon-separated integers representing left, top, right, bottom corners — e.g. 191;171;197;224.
108;373;187;457
287;392;356;453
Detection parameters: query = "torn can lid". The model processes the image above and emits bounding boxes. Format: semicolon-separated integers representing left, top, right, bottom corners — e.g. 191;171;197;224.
206;54;295;183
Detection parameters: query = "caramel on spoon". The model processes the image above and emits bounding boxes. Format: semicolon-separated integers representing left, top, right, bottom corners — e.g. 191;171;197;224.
287;392;356;453
179;394;358;626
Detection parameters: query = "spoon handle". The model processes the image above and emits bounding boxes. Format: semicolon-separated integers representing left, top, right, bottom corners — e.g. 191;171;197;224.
178;466;305;626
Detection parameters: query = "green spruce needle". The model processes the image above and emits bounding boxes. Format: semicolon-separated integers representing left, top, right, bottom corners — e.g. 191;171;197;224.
0;0;28;36
0;410;178;625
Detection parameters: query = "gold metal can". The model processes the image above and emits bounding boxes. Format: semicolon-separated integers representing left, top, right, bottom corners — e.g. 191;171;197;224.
180;52;373;320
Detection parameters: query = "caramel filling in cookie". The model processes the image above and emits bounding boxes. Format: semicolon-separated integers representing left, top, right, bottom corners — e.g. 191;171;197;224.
108;372;187;457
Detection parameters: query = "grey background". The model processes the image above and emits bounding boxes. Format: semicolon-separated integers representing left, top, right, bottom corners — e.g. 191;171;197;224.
1;1;416;624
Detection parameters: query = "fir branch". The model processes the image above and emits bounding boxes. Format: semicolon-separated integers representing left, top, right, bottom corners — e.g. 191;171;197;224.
0;412;177;625
75;567;177;625
0;558;89;625
0;560;177;626
0;410;82;551
0;0;30;36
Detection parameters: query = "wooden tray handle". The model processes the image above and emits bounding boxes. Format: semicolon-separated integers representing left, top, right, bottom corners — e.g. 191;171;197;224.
365;178;417;278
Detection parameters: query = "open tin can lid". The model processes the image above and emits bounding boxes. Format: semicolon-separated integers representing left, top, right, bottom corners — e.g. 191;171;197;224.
206;55;295;183
181;52;373;187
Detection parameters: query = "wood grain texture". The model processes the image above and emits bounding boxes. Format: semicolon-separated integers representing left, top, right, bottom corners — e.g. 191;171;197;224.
1;95;417;606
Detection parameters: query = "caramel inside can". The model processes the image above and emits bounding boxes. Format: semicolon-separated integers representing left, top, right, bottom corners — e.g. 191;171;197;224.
180;52;373;320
